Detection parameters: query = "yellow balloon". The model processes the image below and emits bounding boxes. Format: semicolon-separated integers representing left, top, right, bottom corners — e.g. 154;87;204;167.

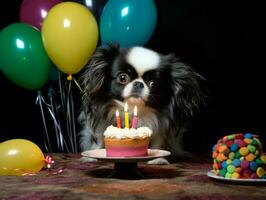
0;139;45;176
41;2;99;75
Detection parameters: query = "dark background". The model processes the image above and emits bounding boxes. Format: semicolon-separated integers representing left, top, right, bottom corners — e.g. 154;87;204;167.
1;0;266;154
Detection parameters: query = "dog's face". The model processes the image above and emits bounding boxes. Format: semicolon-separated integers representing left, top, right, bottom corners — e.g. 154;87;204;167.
82;44;204;120
80;45;205;157
109;47;172;108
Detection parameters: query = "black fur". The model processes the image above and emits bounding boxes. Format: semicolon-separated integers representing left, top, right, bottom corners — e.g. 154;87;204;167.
79;44;205;162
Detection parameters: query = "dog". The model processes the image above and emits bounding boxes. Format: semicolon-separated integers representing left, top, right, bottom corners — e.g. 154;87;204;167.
78;44;204;164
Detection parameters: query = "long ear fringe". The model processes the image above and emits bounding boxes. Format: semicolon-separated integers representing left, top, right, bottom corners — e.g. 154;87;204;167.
166;54;206;120
80;44;120;109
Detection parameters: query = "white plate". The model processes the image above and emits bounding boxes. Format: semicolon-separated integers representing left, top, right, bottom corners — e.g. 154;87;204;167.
207;170;266;185
81;149;171;163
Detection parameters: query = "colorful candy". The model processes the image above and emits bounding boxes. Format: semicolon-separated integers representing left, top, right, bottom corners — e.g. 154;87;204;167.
212;133;266;179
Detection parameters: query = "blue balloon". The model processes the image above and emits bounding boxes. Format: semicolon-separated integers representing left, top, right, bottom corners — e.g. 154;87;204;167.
100;0;157;47
49;65;59;81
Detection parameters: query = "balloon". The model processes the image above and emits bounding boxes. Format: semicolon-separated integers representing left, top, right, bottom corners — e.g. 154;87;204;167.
100;0;157;48
42;2;99;75
20;0;62;30
49;65;59;81
64;0;107;21
0;23;52;90
0;139;45;176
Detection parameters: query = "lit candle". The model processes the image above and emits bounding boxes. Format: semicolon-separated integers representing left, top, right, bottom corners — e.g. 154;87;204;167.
132;106;138;129
116;110;121;128
124;102;129;128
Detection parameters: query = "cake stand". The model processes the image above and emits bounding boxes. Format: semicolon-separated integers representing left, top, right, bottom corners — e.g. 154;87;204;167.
81;149;171;179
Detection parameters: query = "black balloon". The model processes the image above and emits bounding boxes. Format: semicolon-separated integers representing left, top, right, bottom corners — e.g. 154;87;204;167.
64;0;108;21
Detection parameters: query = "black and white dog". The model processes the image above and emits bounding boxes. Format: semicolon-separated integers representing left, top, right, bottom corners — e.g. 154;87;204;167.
79;44;204;164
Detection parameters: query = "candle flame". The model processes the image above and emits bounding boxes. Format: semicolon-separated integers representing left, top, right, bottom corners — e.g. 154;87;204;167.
116;109;119;117
124;102;128;112
134;106;137;116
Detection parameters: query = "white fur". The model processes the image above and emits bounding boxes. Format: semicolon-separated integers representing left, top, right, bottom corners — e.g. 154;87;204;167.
79;45;203;166
127;47;160;76
122;78;150;100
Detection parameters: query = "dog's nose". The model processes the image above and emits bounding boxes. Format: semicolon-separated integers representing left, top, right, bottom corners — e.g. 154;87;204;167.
133;81;144;89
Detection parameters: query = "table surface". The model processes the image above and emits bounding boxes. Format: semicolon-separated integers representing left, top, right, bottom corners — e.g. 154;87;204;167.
1;153;266;200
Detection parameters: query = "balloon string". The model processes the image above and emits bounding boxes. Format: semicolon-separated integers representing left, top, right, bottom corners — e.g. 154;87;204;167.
67;79;79;153
48;88;70;152
44;155;64;175
52;95;69;153
59;72;75;152
44;155;54;169
70;88;78;152
36;91;52;152
58;71;66;116
48;88;60;150
46;108;70;153
64;74;78;153
59;72;76;152
73;77;83;93
58;73;79;153
66;80;75;152
37;93;52;108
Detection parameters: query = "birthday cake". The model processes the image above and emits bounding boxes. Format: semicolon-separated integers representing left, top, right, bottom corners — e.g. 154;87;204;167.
104;125;152;157
212;133;266;179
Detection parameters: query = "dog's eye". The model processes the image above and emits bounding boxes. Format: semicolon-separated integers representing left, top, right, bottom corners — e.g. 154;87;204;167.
117;73;130;84
149;81;155;88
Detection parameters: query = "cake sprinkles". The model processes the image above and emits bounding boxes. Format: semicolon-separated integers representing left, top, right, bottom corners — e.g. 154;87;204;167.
212;133;266;179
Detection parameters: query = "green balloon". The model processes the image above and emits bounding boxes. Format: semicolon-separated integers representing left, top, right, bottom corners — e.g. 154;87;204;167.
0;23;52;90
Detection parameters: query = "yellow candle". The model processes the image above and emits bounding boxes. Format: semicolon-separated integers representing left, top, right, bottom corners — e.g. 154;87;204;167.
124;102;129;128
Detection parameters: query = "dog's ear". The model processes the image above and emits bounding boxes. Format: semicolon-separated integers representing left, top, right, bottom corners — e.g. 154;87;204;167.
166;54;205;120
81;44;120;106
